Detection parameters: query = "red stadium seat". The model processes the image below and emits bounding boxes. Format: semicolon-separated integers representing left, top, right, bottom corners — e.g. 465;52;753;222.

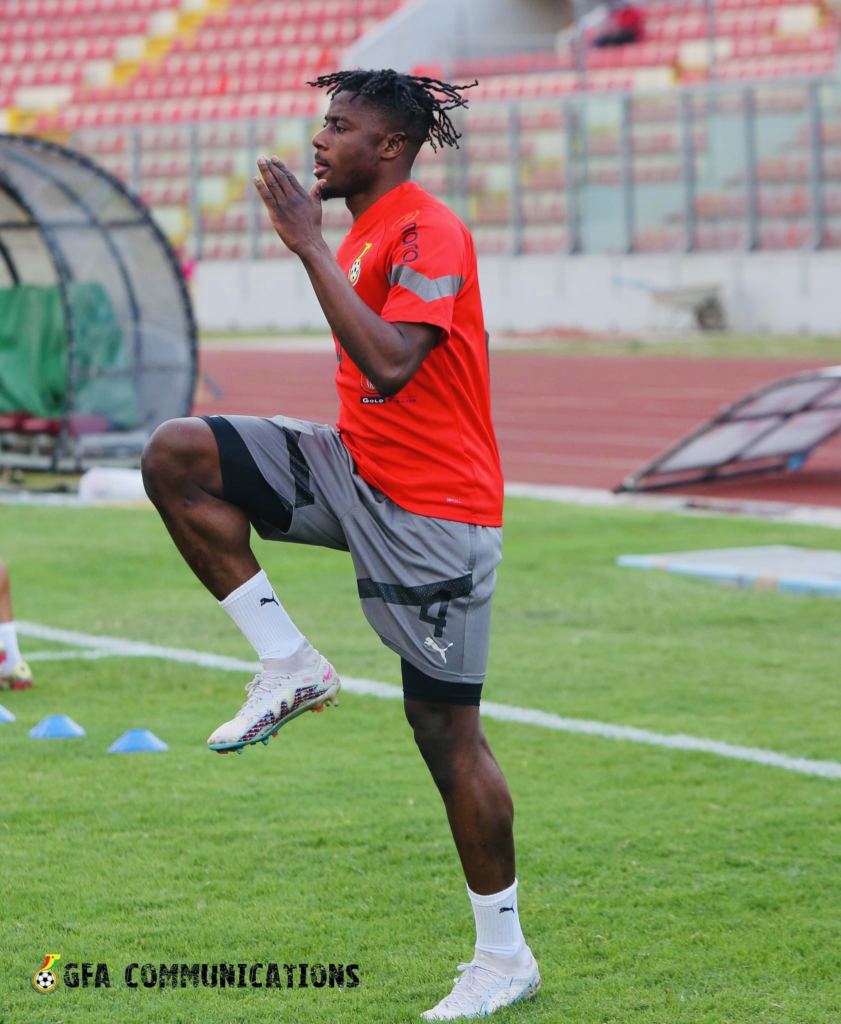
0;0;176;14
695;223;747;249
823;223;841;247
587;41;680;70
731;28;836;59
525;166;565;191
259;237;296;259
634;226;683;251
0;62;86;85
68;414;112;436
715;54;835;80
0;37;120;62
522;227;567;253
522;194;566;224
0;12;152;41
15;0;840;260
759;221;814;248
472;229;511;255
17;416;62;435
472;198;512;227
140;183;189;205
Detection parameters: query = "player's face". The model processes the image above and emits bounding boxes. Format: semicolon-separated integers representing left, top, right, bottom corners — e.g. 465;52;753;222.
311;93;390;200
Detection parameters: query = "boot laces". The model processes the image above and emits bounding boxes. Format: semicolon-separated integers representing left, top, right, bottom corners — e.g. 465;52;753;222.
238;671;288;714
437;961;506;1014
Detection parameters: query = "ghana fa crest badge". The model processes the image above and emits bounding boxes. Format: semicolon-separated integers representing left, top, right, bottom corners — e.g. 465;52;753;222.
32;954;61;993
348;243;372;286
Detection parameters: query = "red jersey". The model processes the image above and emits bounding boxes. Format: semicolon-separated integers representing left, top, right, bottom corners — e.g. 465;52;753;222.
333;181;503;527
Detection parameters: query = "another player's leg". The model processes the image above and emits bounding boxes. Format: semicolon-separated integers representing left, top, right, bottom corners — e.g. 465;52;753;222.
0;555;33;690
406;699;540;1020
141;417;339;753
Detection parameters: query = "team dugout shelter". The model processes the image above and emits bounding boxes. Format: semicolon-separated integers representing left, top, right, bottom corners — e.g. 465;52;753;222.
0;134;196;471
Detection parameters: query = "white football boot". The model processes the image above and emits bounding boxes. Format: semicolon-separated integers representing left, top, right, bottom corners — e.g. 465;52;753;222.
207;655;339;754
421;946;541;1020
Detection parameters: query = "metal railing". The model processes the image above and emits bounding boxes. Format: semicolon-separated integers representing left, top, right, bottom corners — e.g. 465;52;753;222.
71;73;841;259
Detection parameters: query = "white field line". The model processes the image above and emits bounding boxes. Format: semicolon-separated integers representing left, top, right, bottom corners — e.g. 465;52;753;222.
24;649;117;661
16;621;841;781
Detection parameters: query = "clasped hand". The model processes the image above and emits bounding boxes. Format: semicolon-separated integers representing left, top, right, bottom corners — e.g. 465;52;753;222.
254;155;326;256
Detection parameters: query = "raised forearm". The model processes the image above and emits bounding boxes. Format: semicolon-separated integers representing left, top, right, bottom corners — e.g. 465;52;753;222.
298;241;414;395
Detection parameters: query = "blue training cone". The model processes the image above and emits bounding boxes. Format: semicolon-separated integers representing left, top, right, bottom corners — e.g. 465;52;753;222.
0;704;15;723
108;729;168;754
30;714;86;738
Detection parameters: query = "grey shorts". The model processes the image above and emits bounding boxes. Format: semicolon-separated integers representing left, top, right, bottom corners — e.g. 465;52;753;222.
202;415;502;700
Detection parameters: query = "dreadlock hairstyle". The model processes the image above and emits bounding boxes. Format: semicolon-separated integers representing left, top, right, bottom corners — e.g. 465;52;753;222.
307;69;478;152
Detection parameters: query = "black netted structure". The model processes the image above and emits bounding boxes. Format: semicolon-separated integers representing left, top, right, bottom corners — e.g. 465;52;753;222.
0;134;196;470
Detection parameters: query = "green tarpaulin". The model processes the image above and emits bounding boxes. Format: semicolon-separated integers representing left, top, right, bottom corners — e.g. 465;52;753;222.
0;282;139;429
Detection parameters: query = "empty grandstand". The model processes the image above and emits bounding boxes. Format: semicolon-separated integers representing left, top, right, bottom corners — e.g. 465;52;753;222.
1;0;840;307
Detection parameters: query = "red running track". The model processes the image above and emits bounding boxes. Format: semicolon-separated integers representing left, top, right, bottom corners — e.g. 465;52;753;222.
196;350;841;507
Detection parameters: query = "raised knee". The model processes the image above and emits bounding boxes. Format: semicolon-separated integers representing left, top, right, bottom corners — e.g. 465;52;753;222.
406;704;464;776
406;702;445;746
141;417;212;500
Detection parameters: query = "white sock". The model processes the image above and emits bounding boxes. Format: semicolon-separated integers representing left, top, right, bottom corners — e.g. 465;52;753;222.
467;879;525;960
220;570;313;668
0;620;22;671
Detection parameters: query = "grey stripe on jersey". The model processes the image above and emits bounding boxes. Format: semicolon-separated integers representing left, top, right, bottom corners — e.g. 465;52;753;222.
388;264;465;302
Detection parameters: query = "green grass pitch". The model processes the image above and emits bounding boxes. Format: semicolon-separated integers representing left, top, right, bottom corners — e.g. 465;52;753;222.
1;499;840;1023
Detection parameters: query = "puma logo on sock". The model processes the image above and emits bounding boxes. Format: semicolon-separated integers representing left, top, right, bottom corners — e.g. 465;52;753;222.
260;594;279;607
499;906;515;914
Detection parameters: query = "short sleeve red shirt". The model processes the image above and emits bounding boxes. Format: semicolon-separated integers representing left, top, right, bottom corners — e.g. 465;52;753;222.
333;182;503;527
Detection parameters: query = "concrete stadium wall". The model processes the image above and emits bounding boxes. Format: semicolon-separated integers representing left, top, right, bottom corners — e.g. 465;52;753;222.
195;250;841;336
344;0;568;69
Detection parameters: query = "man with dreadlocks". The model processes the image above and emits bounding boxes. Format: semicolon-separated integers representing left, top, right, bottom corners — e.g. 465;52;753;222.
141;69;540;1019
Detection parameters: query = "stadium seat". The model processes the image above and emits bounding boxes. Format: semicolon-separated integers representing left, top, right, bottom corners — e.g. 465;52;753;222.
17;416;62;435
0;13;156;42
23;0;404;130
759;220;814;247
634;226;684;250
526;168;565;191
715;54;835;79
139;183;190;206
9;0;839;259
204;1;398;28
0;413;26;431
1;0;178;13
522;226;567;253
522;194;566;224
470;197;513;227
695;223;747;248
586;42;681;70
472;228;512;255
823;222;841;246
